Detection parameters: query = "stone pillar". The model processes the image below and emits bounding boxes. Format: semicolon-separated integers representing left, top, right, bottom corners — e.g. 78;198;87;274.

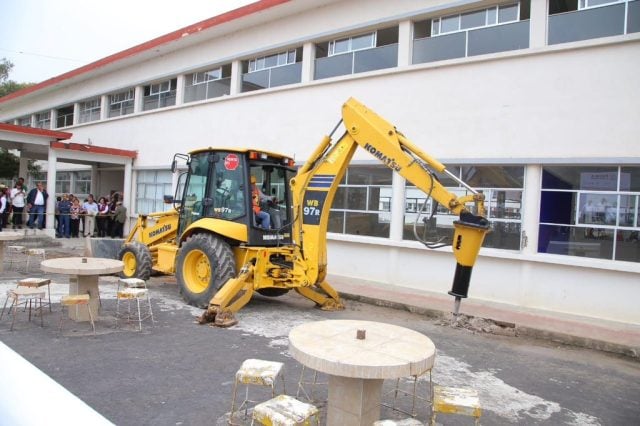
73;102;80;126
390;172;406;241
134;86;144;113
397;20;413;67
50;109;57;129
175;74;185;105
100;95;109;120
122;159;133;235
230;60;242;95
529;0;549;48
301;42;316;82
45;146;58;236
522;164;542;254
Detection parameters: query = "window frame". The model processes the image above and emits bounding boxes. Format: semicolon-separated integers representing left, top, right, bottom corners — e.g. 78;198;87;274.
78;98;101;123
328;32;377;56
431;2;521;37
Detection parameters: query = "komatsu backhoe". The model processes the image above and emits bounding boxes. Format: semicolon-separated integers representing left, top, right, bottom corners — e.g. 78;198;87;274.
118;97;490;326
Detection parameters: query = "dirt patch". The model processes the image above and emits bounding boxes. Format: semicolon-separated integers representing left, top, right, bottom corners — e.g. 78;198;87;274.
436;313;517;337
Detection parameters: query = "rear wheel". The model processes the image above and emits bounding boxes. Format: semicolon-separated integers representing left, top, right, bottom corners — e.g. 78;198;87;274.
176;233;235;308
117;242;153;280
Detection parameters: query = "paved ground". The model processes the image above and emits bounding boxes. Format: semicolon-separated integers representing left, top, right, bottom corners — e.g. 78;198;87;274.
1;239;639;425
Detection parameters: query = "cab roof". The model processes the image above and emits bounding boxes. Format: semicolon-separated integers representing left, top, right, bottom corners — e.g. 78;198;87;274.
188;147;291;160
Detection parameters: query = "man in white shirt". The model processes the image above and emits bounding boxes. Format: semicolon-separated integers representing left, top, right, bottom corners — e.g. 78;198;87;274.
26;182;48;229
82;194;99;237
10;182;26;229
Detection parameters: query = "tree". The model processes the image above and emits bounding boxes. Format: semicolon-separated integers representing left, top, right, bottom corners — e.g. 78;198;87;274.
0;57;34;98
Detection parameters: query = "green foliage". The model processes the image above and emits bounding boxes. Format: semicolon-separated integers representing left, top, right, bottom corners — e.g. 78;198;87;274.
0;148;19;179
0;57;35;98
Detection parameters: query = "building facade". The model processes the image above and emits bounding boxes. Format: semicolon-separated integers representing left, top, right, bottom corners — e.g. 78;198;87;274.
1;0;639;324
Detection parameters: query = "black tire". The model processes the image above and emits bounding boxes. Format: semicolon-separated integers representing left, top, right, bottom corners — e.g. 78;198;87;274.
118;241;153;280
256;288;289;297
176;233;235;308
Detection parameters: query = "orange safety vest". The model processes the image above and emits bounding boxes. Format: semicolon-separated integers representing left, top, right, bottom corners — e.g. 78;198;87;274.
252;186;261;213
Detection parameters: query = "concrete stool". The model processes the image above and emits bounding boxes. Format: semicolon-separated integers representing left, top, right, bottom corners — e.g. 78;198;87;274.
116;288;154;331
252;394;319;426
229;359;286;424
6;245;25;269
25;248;46;272
296;365;327;403
374;419;424;426
383;368;433;418
17;278;52;312
0;287;46;331
59;294;96;335
431;386;482;426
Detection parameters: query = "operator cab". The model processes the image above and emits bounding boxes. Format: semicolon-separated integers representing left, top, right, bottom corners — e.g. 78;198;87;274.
172;148;295;246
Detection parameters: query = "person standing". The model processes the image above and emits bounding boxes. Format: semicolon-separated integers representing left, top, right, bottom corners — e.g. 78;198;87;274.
10;182;26;229
111;201;127;238
82;195;98;237
96;197;110;237
26;181;48;229
57;194;72;238
70;198;81;238
0;185;9;231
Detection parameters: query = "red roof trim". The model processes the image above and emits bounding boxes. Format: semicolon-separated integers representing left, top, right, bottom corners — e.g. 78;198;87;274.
51;141;138;159
0;0;290;104
0;122;72;140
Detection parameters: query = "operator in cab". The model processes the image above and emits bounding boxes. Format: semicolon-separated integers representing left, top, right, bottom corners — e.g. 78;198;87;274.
251;175;273;229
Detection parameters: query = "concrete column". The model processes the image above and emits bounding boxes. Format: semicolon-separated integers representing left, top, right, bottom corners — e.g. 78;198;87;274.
45;146;58;235
390;172;406;241
230;60;242;95
397;20;413;67
175;74;185;105
522;164;542;254
122;160;133;234
49;109;57;129
91;165;99;198
301;42;316;82
100;95;109;120
134;86;144;113
73;102;80;126
18;157;29;181
529;0;549;48
30;114;36;127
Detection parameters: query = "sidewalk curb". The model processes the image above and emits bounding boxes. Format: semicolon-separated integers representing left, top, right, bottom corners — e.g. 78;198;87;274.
339;292;640;359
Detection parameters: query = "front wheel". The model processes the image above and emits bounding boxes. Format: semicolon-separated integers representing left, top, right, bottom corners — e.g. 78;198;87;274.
176;233;235;308
118;242;153;280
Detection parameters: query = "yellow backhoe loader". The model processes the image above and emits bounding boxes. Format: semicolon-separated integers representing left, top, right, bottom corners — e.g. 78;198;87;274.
118;97;490;326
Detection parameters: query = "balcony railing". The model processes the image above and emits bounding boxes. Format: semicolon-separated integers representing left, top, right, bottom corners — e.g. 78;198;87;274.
315;44;398;80
413;20;530;65
242;62;302;92
184;77;231;102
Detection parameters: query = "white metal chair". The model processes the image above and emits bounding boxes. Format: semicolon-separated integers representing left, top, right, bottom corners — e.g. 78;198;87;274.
430;386;482;426
382;367;433;418
25;248;46;272
116;287;155;331
6;245;25;270
0;287;46;331
17;278;52;312
59;293;96;336
229;359;285;425
296;365;327;403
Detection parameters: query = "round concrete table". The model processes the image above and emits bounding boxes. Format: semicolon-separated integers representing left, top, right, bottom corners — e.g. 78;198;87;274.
289;319;436;425
0;231;25;273
41;257;123;322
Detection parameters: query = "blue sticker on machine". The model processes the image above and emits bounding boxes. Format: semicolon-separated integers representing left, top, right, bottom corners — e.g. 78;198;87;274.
302;191;328;225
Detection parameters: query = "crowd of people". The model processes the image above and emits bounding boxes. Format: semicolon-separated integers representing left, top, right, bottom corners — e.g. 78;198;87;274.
0;177;127;239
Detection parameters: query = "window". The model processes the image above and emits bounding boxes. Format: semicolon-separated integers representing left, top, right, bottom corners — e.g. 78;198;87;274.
143;78;177;111
136;170;173;215
539;166;640;262
56;172;71;194
404;166;524;250
431;3;521;36
185;64;232;102
35;112;50;129
329;165;392;238
79;98;101;123
329;33;375;56
315;27;399;80
56;105;74;128
17;116;31;127
75;171;91;195
109;89;135;118
413;2;530;64
242;48;303;92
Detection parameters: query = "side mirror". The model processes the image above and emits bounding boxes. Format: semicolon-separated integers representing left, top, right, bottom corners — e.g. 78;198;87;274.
171;160;177;173
163;195;174;204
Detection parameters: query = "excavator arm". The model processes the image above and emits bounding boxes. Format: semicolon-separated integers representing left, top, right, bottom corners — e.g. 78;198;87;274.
291;97;491;315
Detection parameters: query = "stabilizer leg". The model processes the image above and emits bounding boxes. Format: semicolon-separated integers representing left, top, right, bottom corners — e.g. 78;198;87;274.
198;264;255;327
295;280;344;311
